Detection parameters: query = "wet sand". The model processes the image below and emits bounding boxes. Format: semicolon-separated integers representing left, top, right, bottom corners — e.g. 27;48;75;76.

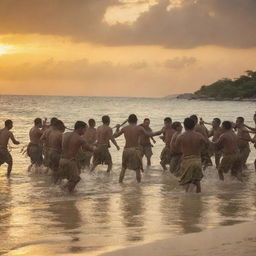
6;222;256;256
101;222;256;256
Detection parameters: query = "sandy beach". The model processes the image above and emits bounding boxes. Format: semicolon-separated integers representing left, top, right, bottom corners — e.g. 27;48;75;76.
6;221;256;256
101;222;256;256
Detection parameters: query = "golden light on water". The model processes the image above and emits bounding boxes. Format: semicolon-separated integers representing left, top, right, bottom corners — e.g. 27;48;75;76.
0;44;13;55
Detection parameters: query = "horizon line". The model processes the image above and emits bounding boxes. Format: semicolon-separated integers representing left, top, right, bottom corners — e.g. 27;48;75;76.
0;93;183;99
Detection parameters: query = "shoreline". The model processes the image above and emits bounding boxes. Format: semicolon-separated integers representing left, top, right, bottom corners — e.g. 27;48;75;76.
100;221;256;256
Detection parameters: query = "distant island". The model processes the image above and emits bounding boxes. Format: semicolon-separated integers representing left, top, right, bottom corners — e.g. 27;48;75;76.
175;70;256;101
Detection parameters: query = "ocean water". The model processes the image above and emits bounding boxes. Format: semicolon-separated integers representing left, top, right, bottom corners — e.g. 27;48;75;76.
0;95;256;256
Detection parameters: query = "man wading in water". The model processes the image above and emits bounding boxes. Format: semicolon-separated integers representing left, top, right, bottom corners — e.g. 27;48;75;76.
175;118;207;193
0;120;20;177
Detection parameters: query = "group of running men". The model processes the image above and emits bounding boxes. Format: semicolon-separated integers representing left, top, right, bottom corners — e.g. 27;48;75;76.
0;113;256;193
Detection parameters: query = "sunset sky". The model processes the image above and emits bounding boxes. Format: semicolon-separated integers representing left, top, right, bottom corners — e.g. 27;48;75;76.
0;0;255;97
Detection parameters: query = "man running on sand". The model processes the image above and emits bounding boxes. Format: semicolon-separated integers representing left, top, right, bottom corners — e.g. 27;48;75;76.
0;120;20;177
90;116;120;173
175;118;208;193
56;121;93;192
214;121;243;181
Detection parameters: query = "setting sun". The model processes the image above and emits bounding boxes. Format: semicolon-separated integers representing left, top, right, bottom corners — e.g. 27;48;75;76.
0;44;13;55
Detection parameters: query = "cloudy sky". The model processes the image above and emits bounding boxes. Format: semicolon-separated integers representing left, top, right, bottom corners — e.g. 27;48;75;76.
0;0;255;97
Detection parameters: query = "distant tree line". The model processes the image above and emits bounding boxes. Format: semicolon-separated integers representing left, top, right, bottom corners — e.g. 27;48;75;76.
195;70;256;99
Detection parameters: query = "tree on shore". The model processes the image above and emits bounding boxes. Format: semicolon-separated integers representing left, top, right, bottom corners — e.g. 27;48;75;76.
195;70;256;99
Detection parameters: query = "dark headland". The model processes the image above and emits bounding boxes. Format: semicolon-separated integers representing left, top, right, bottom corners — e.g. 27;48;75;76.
171;70;256;101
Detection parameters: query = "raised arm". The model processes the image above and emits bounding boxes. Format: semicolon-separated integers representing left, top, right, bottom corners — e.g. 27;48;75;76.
244;124;256;132
113;126;124;138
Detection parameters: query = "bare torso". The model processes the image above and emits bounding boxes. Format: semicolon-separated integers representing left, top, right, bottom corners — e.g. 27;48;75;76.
163;126;175;146
194;124;208;138
237;127;250;148
96;125;113;145
211;127;223;142
216;131;239;154
176;131;207;157
41;127;53;147
48;129;63;152
0;128;12;148
170;131;182;154
61;132;85;159
122;125;145;148
29;126;43;145
84;127;97;145
139;124;152;146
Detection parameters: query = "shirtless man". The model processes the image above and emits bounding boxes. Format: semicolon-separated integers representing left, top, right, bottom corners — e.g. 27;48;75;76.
236;117;252;169
114;114;159;183
139;118;156;167
160;117;175;171
0;120;20;177
90;116;119;173
176;118;208;193
47;120;65;178
41;117;58;168
214;121;242;181
190;115;212;169
56;121;93;192
244;112;256;133
244;113;256;170
80;119;97;169
208;118;223;169
169;122;183;176
27;118;44;171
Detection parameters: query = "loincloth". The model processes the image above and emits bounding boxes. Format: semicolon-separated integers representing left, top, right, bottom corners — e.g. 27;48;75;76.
92;144;112;165
57;158;81;182
76;147;93;169
239;145;250;165
43;146;50;167
201;149;213;166
219;152;242;174
208;143;222;158
0;146;12;166
160;146;171;165
169;153;182;176
48;148;61;171
122;147;143;171
140;144;153;158
27;143;43;165
179;155;203;185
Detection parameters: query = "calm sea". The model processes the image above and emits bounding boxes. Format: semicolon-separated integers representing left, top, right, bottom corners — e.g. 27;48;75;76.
0;95;256;256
